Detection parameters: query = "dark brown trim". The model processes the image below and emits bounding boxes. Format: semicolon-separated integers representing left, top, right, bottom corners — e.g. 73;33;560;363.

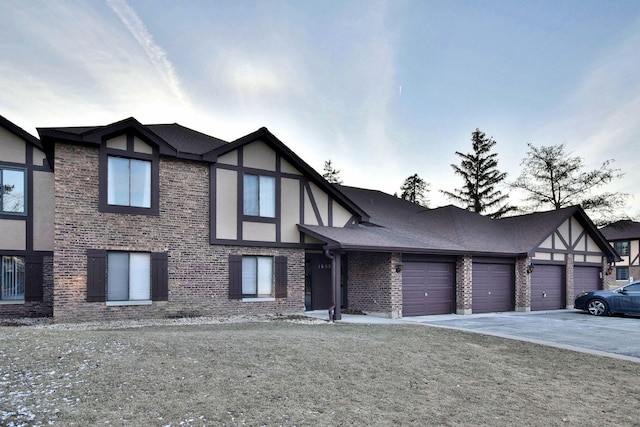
209;163;216;245
86;249;107;302
304;181;324;226
211;237;323;249
98;133;160;216
151;252;169;301
274;256;287;298
228;254;242;299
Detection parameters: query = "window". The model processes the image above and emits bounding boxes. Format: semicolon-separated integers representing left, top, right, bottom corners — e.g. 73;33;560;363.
242;256;274;298
614;241;630;256
107;252;151;301
243;174;275;217
107;157;151;208
0;167;26;214
228;254;287;300
86;250;167;303
1;256;25;300
616;266;629;281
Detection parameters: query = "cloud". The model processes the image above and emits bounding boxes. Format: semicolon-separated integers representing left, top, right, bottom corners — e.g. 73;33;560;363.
106;0;189;105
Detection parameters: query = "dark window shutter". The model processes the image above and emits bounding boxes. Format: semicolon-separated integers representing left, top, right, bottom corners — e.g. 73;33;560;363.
151;252;169;301
86;249;107;302
229;254;242;299
25;254;44;302
275;256;287;298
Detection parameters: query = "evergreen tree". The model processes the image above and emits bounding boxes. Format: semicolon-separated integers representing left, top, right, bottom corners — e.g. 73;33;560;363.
322;159;343;184
400;174;430;207
441;128;513;218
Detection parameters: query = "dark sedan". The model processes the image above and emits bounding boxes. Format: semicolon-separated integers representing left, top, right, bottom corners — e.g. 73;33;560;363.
575;282;640;316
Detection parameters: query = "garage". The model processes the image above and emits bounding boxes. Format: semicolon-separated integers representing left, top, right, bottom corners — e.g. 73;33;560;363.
472;263;514;313
402;261;455;316
531;264;565;311
573;266;601;299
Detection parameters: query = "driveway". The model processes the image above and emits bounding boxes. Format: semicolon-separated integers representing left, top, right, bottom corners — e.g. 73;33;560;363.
402;310;640;362
305;309;640;362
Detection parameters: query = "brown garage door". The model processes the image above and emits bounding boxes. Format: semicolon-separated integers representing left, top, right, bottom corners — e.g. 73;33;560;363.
402;261;455;316
573;266;601;299
531;264;565;311
472;263;514;313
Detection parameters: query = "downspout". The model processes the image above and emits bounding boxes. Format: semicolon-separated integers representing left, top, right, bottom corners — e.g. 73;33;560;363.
324;249;342;321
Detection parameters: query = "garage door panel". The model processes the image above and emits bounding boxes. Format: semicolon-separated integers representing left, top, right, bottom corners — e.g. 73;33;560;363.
472;263;514;314
531;265;565;311
574;266;601;299
402;261;454;316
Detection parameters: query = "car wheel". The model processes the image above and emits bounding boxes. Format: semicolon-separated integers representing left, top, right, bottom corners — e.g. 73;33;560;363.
587;299;608;316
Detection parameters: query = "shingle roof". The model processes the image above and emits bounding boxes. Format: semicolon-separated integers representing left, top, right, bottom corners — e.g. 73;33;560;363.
38;119;229;158
146;124;227;155
600;220;640;240
301;186;617;260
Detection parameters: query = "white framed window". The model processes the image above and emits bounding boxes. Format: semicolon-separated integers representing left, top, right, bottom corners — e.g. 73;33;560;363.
107;252;151;301
107;157;151;208
242;256;274;298
1;256;25;301
0;167;26;214
243;174;275;217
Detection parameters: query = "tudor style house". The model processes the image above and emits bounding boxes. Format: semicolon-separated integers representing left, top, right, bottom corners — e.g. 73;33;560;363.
0;115;621;322
0;116;54;317
600;221;640;284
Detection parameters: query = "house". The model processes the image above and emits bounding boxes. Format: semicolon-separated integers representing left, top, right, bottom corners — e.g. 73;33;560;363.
0;115;620;321
600;221;640;284
0;116;54;317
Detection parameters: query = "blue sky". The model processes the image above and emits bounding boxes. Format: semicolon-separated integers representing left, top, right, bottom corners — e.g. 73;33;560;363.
1;0;639;217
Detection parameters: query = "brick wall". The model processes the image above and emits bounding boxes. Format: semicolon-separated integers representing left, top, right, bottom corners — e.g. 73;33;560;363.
514;256;531;312
53;143;304;322
346;251;400;318
456;255;472;314
565;254;574;309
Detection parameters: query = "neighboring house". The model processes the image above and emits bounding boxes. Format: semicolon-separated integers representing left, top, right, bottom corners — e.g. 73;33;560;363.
0;116;54;317
600;221;640;284
0;116;620;322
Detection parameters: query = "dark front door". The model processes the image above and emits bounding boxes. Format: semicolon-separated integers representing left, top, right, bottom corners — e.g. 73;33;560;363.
309;254;332;310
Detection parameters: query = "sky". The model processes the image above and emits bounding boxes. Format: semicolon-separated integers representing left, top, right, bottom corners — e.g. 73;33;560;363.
2;0;639;218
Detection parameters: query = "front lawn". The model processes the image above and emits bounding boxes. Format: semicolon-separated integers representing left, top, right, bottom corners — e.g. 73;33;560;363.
1;318;638;426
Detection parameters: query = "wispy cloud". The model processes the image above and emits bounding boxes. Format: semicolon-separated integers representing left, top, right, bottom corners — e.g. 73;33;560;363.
106;0;189;105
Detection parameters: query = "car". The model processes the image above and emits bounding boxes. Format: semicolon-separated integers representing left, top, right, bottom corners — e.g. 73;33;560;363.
575;281;640;316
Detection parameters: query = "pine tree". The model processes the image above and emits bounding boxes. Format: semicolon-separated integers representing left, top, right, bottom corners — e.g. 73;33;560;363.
441;128;512;218
400;174;429;207
322;159;343;184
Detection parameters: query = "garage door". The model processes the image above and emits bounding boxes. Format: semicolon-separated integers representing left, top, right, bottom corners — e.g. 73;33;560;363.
531;265;565;311
402;262;455;316
573;266;601;300
472;263;514;313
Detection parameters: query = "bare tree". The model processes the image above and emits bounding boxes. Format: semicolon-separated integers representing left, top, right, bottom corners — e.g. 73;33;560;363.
511;143;626;223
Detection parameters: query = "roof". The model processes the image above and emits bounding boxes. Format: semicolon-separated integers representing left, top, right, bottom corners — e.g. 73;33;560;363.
600;221;640;240
1;115;44;150
38;117;229;159
300;186;619;260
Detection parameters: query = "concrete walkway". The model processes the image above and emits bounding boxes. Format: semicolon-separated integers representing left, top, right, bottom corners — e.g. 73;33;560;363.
304;309;640;363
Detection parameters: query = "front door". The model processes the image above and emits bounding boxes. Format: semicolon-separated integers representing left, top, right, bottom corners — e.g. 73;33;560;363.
308;254;333;310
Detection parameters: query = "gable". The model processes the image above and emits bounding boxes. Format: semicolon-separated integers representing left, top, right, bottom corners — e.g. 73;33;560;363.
533;216;605;264
0;126;26;164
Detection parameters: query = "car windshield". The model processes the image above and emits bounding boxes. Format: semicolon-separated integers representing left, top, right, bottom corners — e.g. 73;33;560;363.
614;282;640;292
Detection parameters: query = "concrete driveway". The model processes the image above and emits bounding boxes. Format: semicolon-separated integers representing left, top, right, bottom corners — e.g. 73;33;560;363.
402;310;640;363
306;309;640;362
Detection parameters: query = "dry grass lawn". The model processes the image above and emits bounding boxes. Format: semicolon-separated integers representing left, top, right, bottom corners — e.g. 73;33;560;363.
1;318;639;426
